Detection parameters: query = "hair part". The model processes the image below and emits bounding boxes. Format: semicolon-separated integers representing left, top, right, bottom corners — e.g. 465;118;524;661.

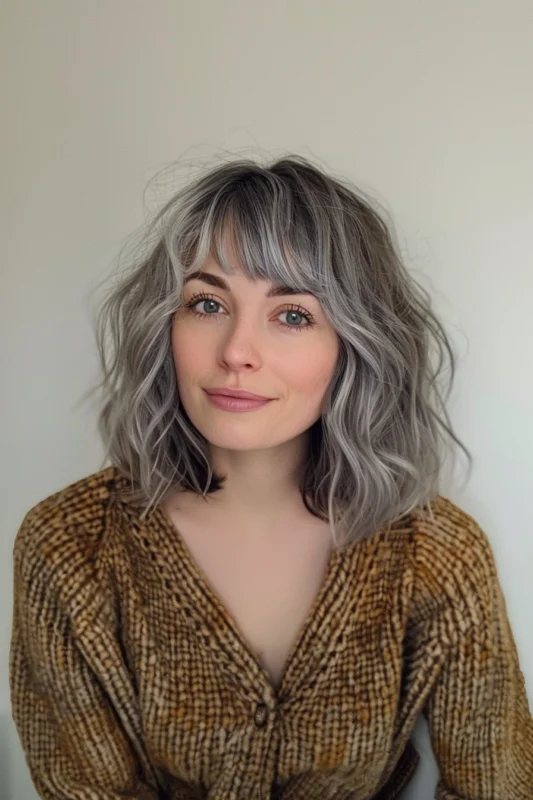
82;152;472;547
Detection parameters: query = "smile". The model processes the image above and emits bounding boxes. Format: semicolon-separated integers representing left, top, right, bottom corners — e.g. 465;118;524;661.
203;391;273;412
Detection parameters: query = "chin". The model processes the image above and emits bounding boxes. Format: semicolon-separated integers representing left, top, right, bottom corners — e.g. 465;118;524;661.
205;436;271;450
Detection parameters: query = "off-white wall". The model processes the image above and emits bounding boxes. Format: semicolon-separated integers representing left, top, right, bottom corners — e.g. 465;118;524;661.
2;1;532;798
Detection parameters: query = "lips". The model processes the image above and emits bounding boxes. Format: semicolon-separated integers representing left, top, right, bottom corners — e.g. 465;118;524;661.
204;391;272;412
204;388;271;401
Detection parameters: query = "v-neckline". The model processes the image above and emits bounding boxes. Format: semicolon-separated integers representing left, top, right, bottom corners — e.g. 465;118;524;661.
150;501;350;699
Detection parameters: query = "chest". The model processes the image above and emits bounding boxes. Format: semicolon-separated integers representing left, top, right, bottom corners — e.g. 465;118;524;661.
162;503;334;692
122;498;415;799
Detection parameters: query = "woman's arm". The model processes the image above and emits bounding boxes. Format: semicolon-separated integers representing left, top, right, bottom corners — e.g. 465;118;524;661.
9;509;163;800
413;502;533;798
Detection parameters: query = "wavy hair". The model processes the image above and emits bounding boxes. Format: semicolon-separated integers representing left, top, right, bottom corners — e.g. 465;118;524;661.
83;153;472;547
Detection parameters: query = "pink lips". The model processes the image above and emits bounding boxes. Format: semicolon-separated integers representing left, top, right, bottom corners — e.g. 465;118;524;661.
204;387;271;400
203;390;272;412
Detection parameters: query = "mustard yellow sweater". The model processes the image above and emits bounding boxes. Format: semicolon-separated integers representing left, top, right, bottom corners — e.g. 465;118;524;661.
9;466;533;799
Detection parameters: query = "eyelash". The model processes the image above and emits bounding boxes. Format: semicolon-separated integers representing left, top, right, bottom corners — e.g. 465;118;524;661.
184;292;316;333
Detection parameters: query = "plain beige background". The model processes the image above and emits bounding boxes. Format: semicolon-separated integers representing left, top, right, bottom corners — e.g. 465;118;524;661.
1;1;532;798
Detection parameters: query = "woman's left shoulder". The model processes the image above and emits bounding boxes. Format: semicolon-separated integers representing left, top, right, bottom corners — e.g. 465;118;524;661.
407;495;499;612
411;494;495;564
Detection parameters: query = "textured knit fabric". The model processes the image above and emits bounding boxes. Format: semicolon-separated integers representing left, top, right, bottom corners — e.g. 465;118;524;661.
9;465;533;800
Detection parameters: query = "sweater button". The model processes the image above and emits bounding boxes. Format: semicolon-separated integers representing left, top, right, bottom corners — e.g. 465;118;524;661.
254;702;268;727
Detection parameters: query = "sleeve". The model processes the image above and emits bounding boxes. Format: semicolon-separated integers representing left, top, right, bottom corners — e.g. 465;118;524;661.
9;512;163;800
415;510;533;799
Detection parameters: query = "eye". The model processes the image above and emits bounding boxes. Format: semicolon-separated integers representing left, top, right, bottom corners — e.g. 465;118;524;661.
183;293;316;332
185;294;221;318
277;305;315;332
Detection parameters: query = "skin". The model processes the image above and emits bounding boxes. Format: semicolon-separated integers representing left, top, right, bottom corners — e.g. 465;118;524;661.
168;247;340;533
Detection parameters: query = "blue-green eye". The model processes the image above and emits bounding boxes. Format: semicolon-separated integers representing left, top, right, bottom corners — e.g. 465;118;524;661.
184;293;316;332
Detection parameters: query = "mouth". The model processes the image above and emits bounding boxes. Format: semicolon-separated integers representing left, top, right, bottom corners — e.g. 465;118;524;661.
203;389;273;411
203;388;272;401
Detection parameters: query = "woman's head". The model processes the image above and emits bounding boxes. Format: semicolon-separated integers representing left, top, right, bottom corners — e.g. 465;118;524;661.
88;153;472;546
171;239;340;486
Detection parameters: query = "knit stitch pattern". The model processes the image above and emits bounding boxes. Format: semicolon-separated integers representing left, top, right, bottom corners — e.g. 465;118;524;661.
9;466;533;799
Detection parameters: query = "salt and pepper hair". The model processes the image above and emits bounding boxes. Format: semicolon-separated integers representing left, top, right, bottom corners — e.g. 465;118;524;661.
84;153;472;546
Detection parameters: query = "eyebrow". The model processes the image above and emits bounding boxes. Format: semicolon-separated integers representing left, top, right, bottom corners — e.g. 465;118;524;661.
184;271;317;298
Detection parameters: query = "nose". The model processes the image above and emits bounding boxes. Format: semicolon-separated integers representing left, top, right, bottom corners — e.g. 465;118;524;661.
217;316;264;371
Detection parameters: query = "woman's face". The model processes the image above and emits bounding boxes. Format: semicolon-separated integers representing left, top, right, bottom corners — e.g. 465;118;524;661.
170;252;340;453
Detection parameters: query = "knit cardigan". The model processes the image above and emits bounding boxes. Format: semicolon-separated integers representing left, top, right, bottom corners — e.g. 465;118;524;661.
9;465;533;799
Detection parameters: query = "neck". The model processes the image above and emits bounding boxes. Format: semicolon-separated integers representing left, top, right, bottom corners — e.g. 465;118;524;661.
206;434;309;514
170;433;314;527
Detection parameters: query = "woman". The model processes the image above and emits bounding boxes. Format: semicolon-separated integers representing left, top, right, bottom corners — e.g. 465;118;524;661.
10;154;533;799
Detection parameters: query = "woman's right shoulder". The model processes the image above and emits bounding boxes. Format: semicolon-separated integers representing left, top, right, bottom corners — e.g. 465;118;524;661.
12;465;122;608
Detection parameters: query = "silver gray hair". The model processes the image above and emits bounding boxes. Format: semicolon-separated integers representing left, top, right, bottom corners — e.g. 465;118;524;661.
83;153;472;547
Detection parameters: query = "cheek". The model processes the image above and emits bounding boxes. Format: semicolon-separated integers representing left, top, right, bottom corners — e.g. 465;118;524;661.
171;326;203;375
283;349;338;394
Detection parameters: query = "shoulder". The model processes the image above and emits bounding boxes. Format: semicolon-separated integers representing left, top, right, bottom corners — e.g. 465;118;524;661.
411;494;496;571
12;465;121;622
408;494;498;621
